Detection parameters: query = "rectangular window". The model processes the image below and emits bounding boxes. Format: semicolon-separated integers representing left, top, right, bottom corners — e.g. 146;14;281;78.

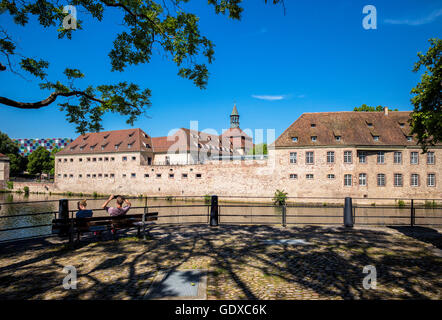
289;152;297;164
344;151;352;164
358;151;367;164
122;174;126;178
394;152;402;164
427;152;435;164
289;174;298;179
394;173;403;187
69;174;73;178
377;152;385;164
104;157;109;161
182;173;188;178
411;174;419;187
86;174;91;178
327;151;335;164
79;158;83;162
79;174;82;178
58;159;61;162
169;174;174;178
359;173;367;186
327;174;335;179
98;157;102;161
291;137;298;142
306;174;314;180
122;156;127;161
306;152;314;164
131;173;136;178
132;156;136;161
98;173;102;178
111;157;115;161
156;174;161;178
110;173;115;178
70;159;73;162
427;174;435;187
344;174;352;186
104;174;108;178
196;173;202;178
311;136;317;142
92;158;96;162
144;174;149;178
377;174;386;186
92;174;96;178
410;152;419;164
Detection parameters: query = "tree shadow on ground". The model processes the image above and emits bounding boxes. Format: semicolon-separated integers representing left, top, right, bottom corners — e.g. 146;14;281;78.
0;224;441;300
389;226;442;249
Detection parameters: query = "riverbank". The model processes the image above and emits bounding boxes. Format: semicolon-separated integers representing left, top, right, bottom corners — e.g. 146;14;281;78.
0;224;440;300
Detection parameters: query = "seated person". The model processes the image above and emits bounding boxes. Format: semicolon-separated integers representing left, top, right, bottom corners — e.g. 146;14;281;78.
76;200;93;218
101;194;131;216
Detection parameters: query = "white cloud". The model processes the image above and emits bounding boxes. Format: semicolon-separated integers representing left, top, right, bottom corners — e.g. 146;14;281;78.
385;8;442;26
252;95;285;101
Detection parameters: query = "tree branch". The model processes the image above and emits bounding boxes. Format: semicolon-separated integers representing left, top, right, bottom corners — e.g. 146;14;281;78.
0;90;104;109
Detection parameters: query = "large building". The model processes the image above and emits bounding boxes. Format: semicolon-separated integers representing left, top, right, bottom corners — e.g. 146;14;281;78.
54;107;441;199
12;138;73;156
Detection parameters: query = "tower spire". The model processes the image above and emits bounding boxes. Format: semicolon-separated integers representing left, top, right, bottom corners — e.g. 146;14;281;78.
230;104;239;128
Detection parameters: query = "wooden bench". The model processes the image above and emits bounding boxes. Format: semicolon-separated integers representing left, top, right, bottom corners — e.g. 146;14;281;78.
52;212;159;242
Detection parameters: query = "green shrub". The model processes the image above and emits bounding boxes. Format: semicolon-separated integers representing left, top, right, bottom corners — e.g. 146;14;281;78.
204;194;211;204
165;195;173;201
23;186;30;195
397;200;405;208
6;181;13;190
371;203;376;207
92;191;98;198
273;189;288;206
425;200;437;208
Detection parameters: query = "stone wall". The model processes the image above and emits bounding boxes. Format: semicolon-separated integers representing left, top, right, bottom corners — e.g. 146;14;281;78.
11;181;57;193
54;147;442;201
0;160;9;190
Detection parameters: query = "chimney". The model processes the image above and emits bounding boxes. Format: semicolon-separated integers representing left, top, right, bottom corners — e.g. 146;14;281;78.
384;107;389;116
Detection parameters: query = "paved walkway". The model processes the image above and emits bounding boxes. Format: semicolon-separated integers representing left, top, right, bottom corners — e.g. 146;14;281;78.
0;225;440;299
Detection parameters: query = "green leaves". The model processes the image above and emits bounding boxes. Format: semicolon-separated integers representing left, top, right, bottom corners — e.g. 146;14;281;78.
410;38;442;152
19;58;49;80
27;146;52;175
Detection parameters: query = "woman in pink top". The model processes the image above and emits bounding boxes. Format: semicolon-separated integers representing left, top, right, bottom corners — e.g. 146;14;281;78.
101;194;131;216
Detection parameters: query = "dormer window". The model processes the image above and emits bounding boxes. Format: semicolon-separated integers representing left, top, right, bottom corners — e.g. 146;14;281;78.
311;123;316;128
373;136;380;141
407;136;412;142
79;146;84;151
115;143;121;150
399;123;405;128
311;136;317;142
335;136;341;141
103;134;110;139
70;145;77;150
90;146;95;150
128;143;133;149
367;122;373;127
101;143;108;150
128;131;135;137
292;137;298;142
83;135;89;141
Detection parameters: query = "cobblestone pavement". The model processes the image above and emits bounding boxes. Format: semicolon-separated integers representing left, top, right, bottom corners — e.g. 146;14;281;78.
0;225;440;300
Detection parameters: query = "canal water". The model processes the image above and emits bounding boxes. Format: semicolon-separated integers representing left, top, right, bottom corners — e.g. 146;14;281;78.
0;193;440;242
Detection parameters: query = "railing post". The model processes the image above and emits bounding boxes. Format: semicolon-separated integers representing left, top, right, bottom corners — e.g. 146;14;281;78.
58;199;70;237
282;204;287;227
344;197;353;228
411;199;415;227
210;195;219;227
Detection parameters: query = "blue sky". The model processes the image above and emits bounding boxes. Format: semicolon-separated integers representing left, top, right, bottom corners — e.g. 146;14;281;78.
0;0;441;142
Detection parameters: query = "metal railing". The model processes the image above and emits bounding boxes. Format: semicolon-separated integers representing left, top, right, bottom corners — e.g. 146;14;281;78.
1;196;441;244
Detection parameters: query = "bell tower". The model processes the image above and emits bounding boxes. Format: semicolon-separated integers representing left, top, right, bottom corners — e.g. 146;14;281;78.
230;104;239;128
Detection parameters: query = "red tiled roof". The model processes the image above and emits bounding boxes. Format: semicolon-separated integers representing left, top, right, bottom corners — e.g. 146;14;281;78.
220;127;252;139
57;128;153;155
274;111;432;148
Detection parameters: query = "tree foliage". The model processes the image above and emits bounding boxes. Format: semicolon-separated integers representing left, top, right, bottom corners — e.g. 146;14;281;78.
0;0;284;133
248;143;268;155
0;130;19;155
353;104;398;112
27;146;52;175
409;38;442;152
